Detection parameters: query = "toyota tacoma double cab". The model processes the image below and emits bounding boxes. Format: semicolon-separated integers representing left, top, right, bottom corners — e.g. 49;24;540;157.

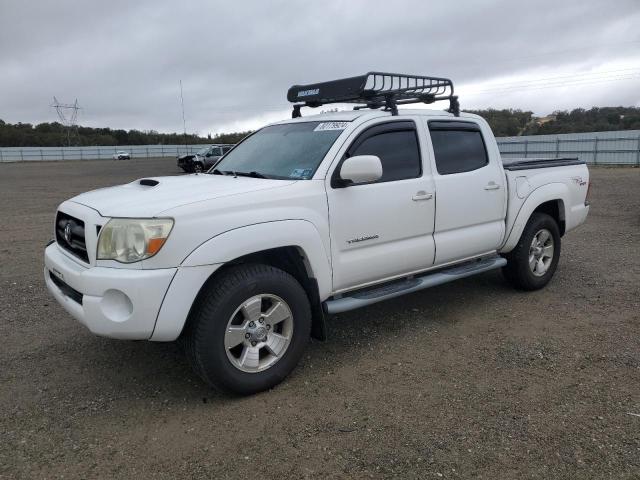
44;72;590;395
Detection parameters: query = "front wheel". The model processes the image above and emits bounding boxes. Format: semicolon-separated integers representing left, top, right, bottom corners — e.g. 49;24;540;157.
502;212;561;291
193;162;204;173
183;264;311;395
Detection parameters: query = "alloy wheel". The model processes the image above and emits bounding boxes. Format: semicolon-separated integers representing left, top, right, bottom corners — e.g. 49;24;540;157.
224;294;294;373
529;228;554;277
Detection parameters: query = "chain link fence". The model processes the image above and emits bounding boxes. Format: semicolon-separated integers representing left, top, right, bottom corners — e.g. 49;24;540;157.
0;144;206;162
497;130;640;166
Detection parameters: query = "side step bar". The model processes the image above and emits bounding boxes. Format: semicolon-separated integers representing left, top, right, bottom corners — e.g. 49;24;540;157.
323;255;507;314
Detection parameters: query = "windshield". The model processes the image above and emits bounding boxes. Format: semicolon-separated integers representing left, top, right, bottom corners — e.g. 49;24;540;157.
211;121;347;179
196;146;211;155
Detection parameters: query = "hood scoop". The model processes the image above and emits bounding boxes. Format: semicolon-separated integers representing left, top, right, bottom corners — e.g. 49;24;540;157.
139;178;159;187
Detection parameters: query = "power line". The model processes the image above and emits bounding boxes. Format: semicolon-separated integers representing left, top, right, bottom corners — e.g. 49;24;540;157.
465;67;640;90
451;40;640;73
204;69;640;113
464;73;640;96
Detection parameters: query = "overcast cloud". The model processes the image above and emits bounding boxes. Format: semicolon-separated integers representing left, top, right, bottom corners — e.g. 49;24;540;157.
1;0;639;135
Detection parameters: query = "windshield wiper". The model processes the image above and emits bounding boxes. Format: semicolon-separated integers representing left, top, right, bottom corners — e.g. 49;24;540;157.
233;171;268;179
211;169;269;179
211;169;238;176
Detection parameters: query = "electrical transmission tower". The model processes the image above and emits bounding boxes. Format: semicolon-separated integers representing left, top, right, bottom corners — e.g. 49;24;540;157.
52;97;81;146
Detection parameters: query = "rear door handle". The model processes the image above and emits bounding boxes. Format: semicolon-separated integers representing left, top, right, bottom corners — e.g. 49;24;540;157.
484;182;500;190
412;191;434;201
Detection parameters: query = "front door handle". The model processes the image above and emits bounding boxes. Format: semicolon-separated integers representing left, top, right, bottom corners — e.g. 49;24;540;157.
484;181;500;190
412;191;434;201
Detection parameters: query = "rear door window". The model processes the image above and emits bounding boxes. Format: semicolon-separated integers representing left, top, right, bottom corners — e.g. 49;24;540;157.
429;121;488;175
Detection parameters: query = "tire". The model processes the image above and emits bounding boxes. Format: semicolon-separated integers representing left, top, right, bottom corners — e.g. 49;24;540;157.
193;162;204;173
502;212;561;291
183;264;311;395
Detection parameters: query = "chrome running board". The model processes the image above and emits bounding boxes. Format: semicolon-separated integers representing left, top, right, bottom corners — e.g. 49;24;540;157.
323;255;507;314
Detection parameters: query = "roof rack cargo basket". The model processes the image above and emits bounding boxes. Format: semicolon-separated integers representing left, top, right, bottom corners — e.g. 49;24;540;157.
287;71;459;118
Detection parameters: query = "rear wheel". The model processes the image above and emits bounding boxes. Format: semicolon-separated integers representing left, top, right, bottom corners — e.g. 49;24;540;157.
183;264;311;395
502;212;561;290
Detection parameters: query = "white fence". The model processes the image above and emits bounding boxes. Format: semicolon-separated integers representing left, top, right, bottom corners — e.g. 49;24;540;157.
0;144;206;162
497;130;640;166
2;130;640;165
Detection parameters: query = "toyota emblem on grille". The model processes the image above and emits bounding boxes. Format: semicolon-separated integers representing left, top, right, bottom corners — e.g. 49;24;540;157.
64;222;72;244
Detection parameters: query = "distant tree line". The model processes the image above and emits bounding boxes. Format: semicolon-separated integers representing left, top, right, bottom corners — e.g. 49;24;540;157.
465;109;534;136
211;131;252;144
467;106;640;137
522;107;640;135
2;106;640;147
0;120;218;147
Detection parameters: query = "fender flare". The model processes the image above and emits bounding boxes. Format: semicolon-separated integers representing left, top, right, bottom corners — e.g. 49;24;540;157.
499;183;568;253
181;220;333;299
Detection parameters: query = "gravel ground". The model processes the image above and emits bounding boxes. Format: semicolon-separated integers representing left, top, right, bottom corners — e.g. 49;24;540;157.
0;158;638;479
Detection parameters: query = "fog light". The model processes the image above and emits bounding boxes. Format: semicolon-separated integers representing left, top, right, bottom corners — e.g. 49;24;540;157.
100;289;133;323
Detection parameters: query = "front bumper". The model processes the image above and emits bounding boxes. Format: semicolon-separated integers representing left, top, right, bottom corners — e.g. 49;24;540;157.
44;243;176;339
177;157;192;169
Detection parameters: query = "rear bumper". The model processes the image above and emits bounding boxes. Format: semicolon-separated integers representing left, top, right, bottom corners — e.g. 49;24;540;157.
44;243;176;339
566;203;590;233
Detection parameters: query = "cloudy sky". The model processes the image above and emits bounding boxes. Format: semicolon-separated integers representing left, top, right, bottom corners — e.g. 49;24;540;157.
1;0;639;136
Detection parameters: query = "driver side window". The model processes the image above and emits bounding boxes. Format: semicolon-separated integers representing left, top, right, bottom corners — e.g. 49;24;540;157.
346;121;421;183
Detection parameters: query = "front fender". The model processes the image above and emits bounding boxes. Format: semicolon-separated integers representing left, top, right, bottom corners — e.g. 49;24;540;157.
181;220;332;299
500;183;569;253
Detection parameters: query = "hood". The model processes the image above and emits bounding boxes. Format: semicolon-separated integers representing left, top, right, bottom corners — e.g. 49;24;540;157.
70;174;295;217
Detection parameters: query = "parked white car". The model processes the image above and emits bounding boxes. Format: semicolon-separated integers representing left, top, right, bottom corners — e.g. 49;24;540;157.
44;72;590;394
112;151;131;160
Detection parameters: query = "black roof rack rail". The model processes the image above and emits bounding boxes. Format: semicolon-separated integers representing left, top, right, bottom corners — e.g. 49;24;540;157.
287;71;459;118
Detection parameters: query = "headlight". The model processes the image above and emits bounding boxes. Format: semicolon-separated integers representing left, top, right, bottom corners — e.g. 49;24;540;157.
97;218;174;263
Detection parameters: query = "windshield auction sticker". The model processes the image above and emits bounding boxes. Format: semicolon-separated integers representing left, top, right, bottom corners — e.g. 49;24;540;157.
290;168;313;179
314;122;349;131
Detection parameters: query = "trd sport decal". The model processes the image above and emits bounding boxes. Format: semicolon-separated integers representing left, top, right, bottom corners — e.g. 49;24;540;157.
571;176;587;186
347;234;379;245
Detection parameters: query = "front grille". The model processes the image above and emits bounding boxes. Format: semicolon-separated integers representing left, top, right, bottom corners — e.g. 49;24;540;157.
49;271;83;305
55;211;89;262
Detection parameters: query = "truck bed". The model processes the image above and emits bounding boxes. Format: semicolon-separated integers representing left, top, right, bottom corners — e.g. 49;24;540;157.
502;157;585;171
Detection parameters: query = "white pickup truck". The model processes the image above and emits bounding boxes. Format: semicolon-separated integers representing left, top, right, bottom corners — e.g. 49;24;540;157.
44;72;590;394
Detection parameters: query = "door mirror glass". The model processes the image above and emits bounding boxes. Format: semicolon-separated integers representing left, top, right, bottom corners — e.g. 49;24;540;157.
339;155;383;185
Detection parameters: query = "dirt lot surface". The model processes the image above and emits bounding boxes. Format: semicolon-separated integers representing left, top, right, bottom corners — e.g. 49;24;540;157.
0;158;638;479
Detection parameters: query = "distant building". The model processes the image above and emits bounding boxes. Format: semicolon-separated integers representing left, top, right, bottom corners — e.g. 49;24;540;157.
535;115;557;126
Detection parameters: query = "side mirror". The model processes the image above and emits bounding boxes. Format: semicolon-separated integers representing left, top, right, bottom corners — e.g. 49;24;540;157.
338;155;383;185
